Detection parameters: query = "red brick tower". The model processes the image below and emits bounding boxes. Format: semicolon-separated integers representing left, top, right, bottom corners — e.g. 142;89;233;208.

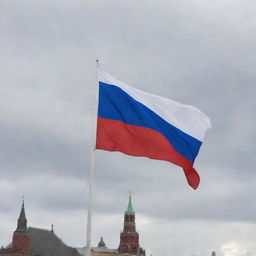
118;194;145;255
12;200;29;252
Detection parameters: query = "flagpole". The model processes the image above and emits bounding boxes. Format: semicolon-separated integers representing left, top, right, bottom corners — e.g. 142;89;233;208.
85;59;99;256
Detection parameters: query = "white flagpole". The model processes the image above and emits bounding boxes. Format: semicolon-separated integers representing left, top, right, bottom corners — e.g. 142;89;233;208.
85;59;99;256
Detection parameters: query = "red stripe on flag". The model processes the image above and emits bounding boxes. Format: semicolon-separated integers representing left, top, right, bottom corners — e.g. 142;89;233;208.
96;117;200;189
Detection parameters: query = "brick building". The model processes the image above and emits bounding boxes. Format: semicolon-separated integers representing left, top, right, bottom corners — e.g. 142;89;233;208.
0;201;79;256
0;200;38;256
118;194;145;255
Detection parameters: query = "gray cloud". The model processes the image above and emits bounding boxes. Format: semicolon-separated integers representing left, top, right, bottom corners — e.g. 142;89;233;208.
1;0;256;255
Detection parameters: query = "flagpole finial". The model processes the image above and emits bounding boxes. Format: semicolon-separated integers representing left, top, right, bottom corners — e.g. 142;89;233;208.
96;59;99;68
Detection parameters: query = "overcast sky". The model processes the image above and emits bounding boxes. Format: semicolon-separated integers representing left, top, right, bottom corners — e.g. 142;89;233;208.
0;1;256;256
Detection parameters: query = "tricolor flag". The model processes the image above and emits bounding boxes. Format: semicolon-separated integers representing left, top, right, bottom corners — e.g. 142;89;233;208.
96;70;211;189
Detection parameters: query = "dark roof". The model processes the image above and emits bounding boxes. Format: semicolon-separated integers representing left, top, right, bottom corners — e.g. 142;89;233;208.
19;201;26;220
16;201;27;232
28;227;80;256
98;237;106;248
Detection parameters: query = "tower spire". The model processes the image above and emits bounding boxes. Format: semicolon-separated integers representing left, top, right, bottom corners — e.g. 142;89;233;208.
125;192;135;215
12;199;29;252
119;194;145;255
16;198;27;232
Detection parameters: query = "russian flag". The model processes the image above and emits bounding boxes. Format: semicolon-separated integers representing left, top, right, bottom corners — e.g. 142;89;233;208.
96;70;211;189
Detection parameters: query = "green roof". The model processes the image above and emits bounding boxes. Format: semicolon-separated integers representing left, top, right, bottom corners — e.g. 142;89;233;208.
125;194;135;215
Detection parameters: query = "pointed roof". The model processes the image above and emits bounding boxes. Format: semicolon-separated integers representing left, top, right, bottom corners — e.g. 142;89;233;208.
19;200;26;219
125;193;135;215
16;199;27;232
98;237;106;248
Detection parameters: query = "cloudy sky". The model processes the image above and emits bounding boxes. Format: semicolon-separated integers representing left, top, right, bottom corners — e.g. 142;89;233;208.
0;0;256;256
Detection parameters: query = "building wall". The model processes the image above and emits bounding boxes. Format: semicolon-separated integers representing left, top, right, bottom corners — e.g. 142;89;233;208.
12;232;29;252
91;252;117;256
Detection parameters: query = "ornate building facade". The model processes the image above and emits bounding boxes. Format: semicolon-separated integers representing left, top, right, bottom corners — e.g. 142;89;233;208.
118;195;145;255
0;201;79;256
0;201;39;256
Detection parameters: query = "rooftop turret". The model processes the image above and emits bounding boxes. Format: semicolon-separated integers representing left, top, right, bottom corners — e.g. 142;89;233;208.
98;237;106;248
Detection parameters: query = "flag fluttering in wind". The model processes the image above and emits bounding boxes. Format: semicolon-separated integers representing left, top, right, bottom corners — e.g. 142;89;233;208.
96;70;211;189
